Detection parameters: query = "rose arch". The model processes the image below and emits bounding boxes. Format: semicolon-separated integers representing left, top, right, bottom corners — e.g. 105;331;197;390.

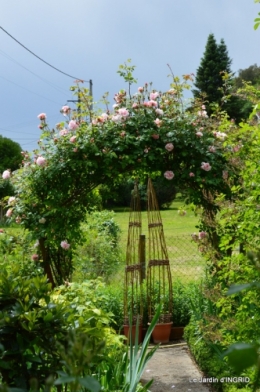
2;68;236;286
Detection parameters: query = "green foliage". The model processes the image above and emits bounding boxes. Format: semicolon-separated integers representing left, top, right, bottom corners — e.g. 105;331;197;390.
74;210;124;281
0;135;22;174
100;176;176;210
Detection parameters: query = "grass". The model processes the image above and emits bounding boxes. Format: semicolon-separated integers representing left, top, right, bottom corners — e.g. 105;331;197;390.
110;200;206;284
112;200;200;242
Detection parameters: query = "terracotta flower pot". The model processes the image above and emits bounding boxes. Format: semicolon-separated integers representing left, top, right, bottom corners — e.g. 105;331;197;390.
170;326;184;340
123;324;143;344
151;322;173;344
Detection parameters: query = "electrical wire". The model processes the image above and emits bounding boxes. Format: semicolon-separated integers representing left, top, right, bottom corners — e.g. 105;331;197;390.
0;26;89;82
0;75;63;105
0;49;69;96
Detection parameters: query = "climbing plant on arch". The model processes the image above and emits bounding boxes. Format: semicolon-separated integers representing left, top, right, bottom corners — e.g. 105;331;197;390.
3;64;236;286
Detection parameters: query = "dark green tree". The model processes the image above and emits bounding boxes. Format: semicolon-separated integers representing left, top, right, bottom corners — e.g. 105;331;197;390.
0;135;22;200
193;34;232;108
193;34;252;122
233;63;260;89
0;135;22;174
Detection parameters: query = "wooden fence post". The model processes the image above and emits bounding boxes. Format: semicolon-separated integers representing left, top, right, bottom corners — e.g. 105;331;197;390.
139;234;146;283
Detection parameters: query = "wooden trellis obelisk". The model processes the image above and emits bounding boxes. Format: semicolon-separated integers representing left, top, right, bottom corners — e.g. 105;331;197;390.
147;177;173;323
124;182;143;326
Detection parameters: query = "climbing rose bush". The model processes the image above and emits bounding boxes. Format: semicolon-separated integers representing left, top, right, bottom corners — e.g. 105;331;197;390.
1;64;236;285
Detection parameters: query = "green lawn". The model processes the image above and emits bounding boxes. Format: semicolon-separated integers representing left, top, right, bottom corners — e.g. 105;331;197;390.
111;200;206;284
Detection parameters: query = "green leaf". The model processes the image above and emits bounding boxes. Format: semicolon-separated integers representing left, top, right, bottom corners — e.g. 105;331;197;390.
78;376;100;392
54;375;76;385
227;282;260;295
222;343;258;372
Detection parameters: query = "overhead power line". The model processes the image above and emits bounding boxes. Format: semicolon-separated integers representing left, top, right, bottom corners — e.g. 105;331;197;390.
0;26;89;82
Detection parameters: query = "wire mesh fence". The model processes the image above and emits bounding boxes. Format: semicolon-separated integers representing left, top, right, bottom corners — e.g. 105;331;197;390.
115;233;206;285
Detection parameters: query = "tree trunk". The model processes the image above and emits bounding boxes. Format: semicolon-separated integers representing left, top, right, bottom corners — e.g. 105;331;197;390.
39;237;55;288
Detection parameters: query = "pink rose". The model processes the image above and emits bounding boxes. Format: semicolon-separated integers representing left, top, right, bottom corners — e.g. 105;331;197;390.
196;131;203;138
8;197;16;206
31;254;39;261
112;115;121;123
222;170;228;180
151;134;159;139
132;103;138;109
201;162;211;171
154;118;162;127
6;208;13;218
16;216;22;224
208;146;216;153
2;170;11;180
101;113;109;121
70;136;77;143
118;108;129;118
198;231;207;239
138;87;144;93
61;105;71;115
165;143;174;152
36;156;46;167
189;172;195;177
150;92;159;100
59;129;69;136
164;171;174;180
61;240;70;250
148;100;158;107
197;110;208;118
155;108;164;116
68;120;79;130
37;113;46;120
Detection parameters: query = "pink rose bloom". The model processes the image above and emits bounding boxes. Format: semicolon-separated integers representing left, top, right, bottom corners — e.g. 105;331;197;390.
31;254;39;261
101;113;109;121
189;172;195;177
2;170;11;180
143;102;149;107
36;156;46;167
208;146;216;153
150;92;159;100
132;103;138;109
138;87;144;93
198;231;207;239
144;148;149;153
165;143;174;152
197;110;208;118
8;197;16;206
16;216;22;224
201;105;206;110
154;118;162;127
201;162;212;171
196;131;203;138
155;108;164;116
61;105;71;115
164;171;174;180
151;134;159;139
118;108;129;118
215;132;227;141
150;100;158;107
6;208;13;218
112;115;122;123
70;136;77;143
233;145;240;152
113;103;119;109
68;120;79;130
92;118;98;125
61;240;70;250
59;129;69;136
37;113;46;120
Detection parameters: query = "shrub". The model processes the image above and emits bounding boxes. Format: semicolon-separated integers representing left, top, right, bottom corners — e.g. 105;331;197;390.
74;211;124;282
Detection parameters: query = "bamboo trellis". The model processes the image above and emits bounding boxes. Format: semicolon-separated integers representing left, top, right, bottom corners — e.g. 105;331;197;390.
124;182;143;326
147;177;173;323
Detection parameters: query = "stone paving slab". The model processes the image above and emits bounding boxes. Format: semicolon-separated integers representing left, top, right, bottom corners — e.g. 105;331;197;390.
141;344;212;392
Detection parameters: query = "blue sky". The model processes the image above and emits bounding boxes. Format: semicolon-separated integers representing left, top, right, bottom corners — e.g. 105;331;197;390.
0;0;259;152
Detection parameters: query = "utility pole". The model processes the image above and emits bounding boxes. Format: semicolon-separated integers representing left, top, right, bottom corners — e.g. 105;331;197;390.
67;80;93;120
67;87;81;121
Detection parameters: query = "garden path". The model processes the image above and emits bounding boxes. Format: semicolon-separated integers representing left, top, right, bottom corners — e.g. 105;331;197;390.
141;343;212;392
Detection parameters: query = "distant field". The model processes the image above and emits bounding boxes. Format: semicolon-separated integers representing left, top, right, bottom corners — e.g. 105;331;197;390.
111;200;206;284
112;200;200;243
